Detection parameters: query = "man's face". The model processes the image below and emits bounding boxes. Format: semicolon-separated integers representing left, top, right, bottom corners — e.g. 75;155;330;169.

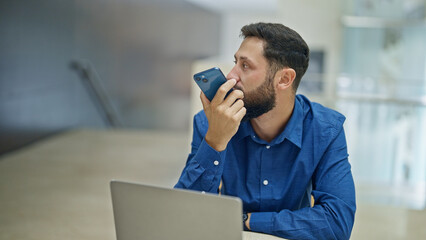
227;37;276;121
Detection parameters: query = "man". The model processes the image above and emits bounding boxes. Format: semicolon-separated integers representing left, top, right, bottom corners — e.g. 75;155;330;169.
175;22;356;240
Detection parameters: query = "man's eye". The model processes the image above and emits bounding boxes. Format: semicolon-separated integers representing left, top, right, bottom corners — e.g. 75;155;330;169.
242;63;249;69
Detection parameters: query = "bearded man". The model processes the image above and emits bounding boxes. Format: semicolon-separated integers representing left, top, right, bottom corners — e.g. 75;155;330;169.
175;22;356;240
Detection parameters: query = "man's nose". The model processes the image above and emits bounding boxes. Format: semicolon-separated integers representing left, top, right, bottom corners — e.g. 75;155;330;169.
226;65;240;81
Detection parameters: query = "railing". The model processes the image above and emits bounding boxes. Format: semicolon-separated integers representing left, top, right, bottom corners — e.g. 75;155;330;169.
335;94;425;209
300;73;426;209
70;60;122;128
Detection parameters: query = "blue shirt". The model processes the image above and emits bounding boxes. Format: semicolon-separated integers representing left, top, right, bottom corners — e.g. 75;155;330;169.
175;95;356;240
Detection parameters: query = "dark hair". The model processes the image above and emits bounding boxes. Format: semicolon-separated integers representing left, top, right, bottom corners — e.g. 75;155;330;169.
241;22;309;92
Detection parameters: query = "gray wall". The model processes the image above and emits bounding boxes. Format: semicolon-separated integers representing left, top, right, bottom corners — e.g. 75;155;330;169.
0;0;221;154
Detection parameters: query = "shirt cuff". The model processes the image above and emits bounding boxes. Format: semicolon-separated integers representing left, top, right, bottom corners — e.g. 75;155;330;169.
196;138;227;171
249;212;275;234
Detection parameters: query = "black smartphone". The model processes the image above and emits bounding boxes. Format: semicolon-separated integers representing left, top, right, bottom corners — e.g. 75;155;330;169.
193;67;231;101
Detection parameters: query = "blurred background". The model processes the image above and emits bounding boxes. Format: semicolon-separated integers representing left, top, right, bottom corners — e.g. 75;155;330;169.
0;0;425;239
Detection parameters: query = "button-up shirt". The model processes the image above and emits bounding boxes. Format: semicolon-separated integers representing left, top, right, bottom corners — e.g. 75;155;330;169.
175;95;356;239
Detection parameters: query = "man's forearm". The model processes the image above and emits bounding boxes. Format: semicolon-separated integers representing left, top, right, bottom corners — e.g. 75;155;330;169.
175;138;227;192
249;202;354;240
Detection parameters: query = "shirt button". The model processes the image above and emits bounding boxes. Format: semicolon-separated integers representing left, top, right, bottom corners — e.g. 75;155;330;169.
213;160;219;166
263;180;269;186
266;145;271;149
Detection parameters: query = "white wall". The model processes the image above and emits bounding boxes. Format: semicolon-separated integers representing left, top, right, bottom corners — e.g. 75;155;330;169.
190;0;344;117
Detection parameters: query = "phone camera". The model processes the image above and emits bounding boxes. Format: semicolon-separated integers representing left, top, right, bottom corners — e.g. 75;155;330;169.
202;78;208;83
195;77;201;81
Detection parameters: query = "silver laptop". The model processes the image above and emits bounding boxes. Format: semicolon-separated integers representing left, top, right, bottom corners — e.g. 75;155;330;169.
110;180;243;240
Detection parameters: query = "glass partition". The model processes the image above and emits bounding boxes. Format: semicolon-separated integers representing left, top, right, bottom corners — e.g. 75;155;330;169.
338;0;425;209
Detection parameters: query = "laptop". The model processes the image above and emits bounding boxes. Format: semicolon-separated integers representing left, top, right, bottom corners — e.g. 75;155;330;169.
110;180;243;240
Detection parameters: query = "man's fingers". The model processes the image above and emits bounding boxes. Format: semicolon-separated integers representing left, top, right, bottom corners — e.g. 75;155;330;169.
234;106;247;122
211;79;237;105
229;99;244;115
200;91;210;110
223;89;244;107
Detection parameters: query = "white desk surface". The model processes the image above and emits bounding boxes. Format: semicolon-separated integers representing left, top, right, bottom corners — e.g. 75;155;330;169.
244;231;285;239
2;130;425;240
0;130;287;240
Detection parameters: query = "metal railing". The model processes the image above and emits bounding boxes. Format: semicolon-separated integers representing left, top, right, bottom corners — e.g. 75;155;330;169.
70;60;122;127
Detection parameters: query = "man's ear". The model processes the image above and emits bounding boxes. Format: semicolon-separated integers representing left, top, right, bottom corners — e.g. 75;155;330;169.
277;68;296;90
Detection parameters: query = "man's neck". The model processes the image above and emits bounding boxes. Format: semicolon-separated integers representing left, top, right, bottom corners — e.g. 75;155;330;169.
250;94;295;143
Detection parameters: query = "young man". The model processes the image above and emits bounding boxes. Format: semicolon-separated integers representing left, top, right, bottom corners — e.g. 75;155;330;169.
175;22;356;240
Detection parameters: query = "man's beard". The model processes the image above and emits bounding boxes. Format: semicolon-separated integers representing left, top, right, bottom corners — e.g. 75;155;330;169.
236;71;276;122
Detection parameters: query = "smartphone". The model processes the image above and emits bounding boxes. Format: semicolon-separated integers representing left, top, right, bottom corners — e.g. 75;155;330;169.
193;67;232;101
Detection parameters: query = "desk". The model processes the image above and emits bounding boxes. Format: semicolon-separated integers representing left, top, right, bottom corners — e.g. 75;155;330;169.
0;130;286;240
2;130;425;239
244;231;285;240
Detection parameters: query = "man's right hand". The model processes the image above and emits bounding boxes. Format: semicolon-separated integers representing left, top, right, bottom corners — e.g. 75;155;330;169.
200;79;246;152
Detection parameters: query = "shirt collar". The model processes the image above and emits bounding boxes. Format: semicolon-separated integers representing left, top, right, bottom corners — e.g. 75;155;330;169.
273;96;303;148
234;96;304;148
235;119;252;141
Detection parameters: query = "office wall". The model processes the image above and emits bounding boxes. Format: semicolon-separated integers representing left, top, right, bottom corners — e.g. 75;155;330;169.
0;0;104;154
0;0;221;154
